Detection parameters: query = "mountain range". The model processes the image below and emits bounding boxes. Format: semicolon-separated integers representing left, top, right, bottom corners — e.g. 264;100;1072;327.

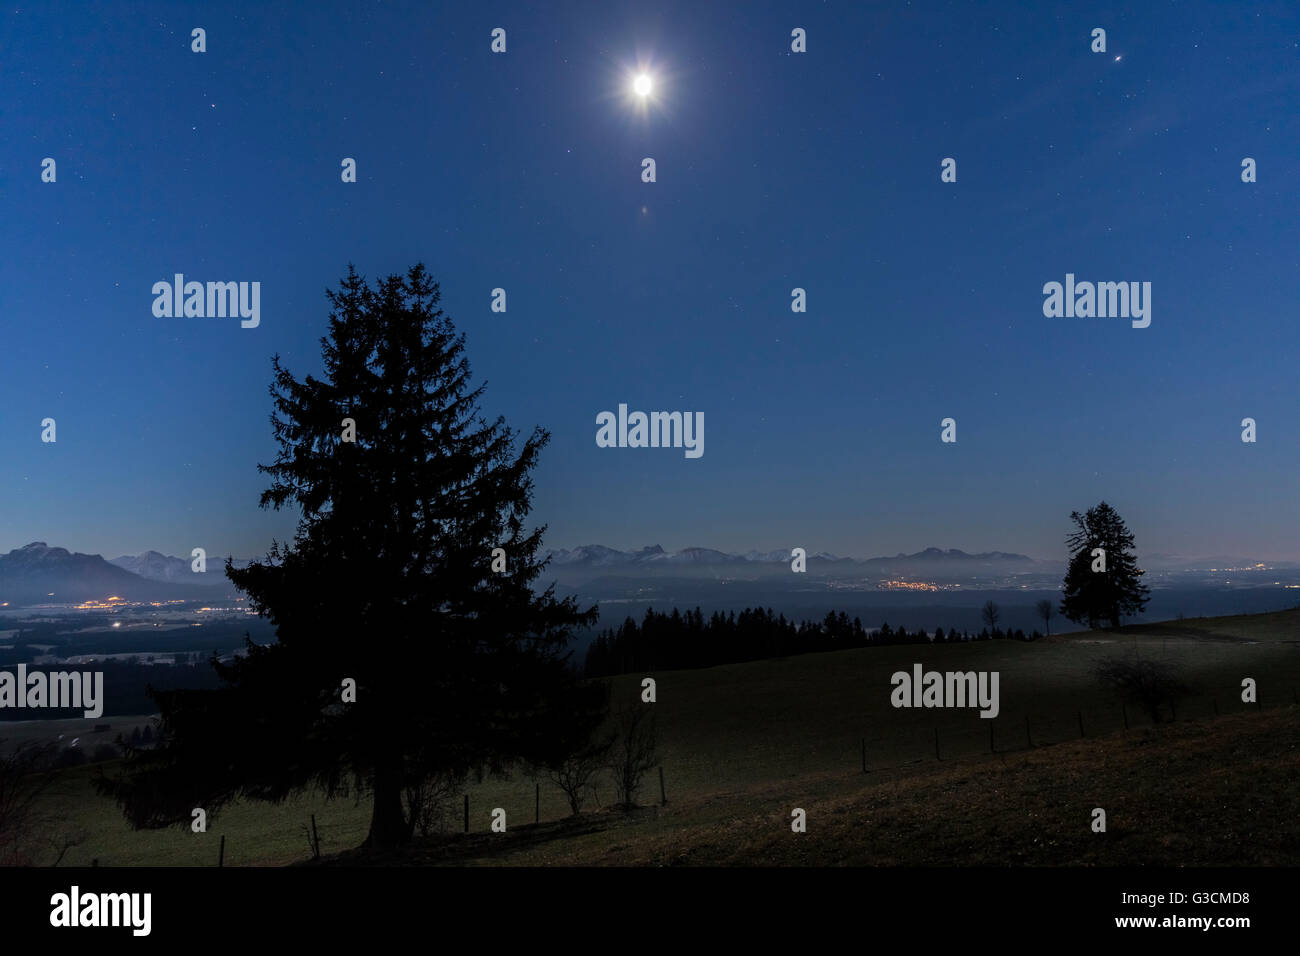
543;544;1034;567
540;544;1047;583
109;550;249;584
540;545;1294;576
0;543;240;606
0;541;1041;606
1;541;1284;609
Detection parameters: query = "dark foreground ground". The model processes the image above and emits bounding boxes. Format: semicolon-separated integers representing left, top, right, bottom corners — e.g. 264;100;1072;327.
315;705;1300;866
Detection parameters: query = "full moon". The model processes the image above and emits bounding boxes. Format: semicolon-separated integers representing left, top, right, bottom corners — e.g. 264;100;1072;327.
633;74;652;97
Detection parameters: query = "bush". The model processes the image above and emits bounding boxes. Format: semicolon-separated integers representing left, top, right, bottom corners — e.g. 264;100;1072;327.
404;772;464;839
1095;656;1192;723
547;733;614;816
607;704;658;809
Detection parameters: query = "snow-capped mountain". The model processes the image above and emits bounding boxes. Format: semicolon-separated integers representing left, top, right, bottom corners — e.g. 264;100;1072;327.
546;544;661;567
542;544;1034;572
109;550;244;584
0;542;191;604
658;547;735;565
743;549;796;563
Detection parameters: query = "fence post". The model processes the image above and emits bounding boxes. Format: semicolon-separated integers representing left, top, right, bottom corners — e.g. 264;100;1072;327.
463;794;469;833
310;814;320;859
218;834;225;868
934;727;941;761
658;765;667;806
1077;711;1084;739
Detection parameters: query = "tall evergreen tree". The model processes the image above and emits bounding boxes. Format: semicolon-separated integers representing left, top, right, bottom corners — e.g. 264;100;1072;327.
96;264;605;848
1059;501;1150;629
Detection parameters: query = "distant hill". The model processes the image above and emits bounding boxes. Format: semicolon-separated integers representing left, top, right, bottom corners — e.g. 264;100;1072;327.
542;543;1039;581
110;550;247;585
0;543;209;605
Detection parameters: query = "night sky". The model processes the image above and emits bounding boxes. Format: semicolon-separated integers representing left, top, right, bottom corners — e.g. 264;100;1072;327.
4;1;1298;564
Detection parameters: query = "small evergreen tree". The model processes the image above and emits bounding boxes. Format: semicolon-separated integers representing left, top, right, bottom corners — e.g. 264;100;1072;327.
1060;501;1150;629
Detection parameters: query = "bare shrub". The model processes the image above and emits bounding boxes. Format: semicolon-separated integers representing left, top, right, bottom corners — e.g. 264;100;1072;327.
404;771;465;839
0;742;57;865
1095;656;1192;724
547;733;614;816
607;705;658;810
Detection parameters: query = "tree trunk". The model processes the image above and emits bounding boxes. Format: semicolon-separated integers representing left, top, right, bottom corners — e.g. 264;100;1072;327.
365;764;412;848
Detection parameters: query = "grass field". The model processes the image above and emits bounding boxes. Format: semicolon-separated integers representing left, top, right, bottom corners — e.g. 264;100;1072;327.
9;606;1300;866
329;706;1300;866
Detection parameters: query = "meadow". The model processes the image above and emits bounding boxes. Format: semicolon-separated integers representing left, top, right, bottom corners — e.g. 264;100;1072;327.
11;607;1300;866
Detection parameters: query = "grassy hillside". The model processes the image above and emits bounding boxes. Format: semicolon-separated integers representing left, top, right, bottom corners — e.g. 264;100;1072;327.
11;607;1300;866
329;707;1300;866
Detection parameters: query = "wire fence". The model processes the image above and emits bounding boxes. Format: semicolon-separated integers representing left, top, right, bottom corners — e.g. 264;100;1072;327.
854;690;1287;774
96;690;1290;865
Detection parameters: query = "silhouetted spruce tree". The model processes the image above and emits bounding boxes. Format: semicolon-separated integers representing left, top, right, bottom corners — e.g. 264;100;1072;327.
95;264;604;848
1059;501;1150;629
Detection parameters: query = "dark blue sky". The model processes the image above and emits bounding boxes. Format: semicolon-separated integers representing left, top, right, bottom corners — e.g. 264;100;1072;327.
4;1;1298;563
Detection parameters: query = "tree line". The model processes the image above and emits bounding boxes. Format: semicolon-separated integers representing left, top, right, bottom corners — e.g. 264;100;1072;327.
583;607;1040;678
